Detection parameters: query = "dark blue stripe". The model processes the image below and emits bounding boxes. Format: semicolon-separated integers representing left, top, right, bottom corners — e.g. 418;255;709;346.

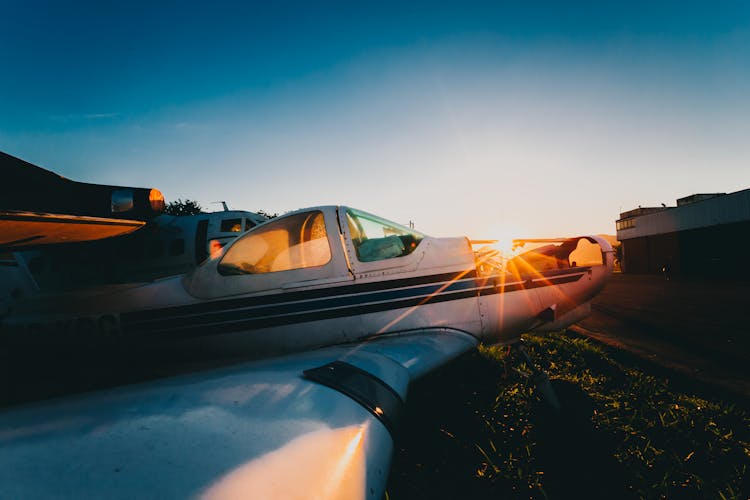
131;288;481;340
121;272;585;339
123;270;477;323
125;277;481;332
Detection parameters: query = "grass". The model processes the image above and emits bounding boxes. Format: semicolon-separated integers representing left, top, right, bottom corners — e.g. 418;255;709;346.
386;333;750;499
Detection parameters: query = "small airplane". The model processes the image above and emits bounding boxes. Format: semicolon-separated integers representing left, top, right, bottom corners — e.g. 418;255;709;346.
0;200;613;498
9;207;269;294
1;151;269;312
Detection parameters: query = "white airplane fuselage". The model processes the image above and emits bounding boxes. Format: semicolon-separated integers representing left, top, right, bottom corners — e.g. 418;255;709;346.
1;206;613;361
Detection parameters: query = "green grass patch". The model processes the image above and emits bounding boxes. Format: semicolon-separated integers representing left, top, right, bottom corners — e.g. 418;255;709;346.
387;333;750;499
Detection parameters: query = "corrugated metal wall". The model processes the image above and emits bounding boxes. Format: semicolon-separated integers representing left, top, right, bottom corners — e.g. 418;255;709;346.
621;220;750;279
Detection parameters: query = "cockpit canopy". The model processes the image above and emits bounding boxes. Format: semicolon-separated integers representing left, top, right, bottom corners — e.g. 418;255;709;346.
218;211;331;275
216;207;426;276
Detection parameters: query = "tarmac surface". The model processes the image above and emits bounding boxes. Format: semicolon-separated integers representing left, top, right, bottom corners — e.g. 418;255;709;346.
570;273;750;402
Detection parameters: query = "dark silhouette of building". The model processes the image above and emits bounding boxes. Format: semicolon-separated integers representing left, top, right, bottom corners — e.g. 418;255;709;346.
616;189;750;279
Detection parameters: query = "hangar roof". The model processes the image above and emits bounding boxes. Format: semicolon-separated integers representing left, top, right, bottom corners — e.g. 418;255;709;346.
616;188;750;240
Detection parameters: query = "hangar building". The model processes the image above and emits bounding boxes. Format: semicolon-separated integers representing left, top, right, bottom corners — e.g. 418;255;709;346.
615;188;750;278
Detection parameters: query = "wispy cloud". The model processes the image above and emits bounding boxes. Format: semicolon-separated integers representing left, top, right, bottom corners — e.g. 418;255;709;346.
173;121;214;131
83;113;119;119
49;112;120;122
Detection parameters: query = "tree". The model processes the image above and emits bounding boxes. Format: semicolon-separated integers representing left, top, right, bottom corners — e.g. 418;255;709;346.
164;199;204;216
256;209;279;219
613;242;623;271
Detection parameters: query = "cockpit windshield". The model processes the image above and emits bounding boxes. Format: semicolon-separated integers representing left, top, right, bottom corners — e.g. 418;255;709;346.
345;208;425;262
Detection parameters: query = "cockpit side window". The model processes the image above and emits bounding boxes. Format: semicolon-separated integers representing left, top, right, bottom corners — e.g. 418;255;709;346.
218;211;331;275
220;218;242;233
345;208;424;262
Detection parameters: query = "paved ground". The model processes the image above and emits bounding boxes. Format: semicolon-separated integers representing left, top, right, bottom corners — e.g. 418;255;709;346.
571;273;750;401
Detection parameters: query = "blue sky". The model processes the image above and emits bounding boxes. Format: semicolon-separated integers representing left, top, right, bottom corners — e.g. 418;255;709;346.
2;1;749;242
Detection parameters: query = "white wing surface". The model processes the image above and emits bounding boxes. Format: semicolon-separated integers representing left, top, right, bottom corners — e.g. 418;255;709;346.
0;328;477;499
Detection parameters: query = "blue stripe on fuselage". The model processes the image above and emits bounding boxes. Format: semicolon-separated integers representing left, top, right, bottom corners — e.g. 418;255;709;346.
120;269;587;339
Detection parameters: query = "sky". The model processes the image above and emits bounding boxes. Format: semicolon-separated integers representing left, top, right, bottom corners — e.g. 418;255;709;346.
2;1;749;243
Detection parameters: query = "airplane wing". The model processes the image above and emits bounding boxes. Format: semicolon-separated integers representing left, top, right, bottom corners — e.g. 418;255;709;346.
0;151;164;251
1;151;165;221
0;328;477;499
0;210;145;250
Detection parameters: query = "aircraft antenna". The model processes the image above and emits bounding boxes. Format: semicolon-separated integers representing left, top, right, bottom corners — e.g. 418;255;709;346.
212;201;229;212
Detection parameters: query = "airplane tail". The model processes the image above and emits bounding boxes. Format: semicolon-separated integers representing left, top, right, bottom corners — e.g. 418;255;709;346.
513;235;613;333
474;235;614;343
